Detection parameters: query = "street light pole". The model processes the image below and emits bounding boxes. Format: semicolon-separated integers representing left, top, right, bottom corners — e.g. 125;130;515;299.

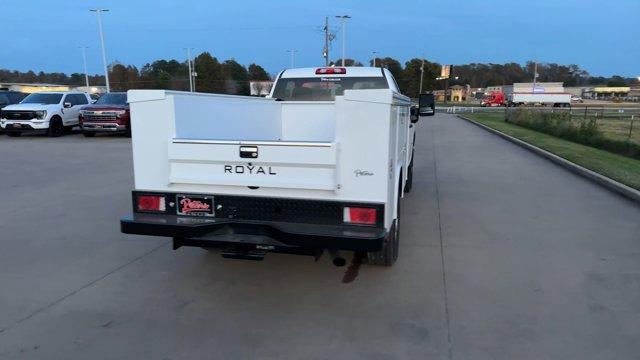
90;9;110;92
79;46;90;88
371;51;378;67
532;61;538;92
184;48;194;92
287;49;297;69
419;56;425;94
335;15;351;66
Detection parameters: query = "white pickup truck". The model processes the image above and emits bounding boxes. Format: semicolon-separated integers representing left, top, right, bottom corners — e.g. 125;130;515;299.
120;67;433;266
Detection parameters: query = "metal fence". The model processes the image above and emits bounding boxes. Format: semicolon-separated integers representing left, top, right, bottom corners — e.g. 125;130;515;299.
438;105;640;120
442;106;640;145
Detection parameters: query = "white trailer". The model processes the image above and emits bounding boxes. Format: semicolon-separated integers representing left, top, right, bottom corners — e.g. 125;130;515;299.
510;92;572;107
120;67;431;266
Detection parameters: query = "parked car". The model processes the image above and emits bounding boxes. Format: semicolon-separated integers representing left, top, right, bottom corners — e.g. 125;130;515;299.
79;92;130;137
120;67;432;266
0;91;27;109
571;95;584;103
0;91;27;134
0;91;91;137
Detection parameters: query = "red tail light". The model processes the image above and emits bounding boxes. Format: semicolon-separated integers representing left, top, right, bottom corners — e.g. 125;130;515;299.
136;195;166;212
316;67;346;75
343;207;377;225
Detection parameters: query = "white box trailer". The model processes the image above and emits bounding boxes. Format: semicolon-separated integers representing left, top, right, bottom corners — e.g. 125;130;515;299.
120;67;430;266
510;92;571;107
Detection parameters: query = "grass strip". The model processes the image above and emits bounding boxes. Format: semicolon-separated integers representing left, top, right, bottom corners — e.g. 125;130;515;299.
466;112;640;190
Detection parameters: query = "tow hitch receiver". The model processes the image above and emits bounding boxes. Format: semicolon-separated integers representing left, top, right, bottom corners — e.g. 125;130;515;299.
221;248;267;261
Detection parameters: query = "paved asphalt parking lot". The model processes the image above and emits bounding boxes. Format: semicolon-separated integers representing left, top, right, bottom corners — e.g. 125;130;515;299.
0;114;639;359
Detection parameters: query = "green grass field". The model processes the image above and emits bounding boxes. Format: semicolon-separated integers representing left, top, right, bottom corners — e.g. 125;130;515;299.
465;112;640;190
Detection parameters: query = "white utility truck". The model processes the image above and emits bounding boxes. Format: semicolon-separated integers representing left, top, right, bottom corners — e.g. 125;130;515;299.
120;67;433;266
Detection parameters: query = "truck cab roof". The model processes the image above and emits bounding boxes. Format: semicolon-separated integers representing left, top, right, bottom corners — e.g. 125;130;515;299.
280;67;384;79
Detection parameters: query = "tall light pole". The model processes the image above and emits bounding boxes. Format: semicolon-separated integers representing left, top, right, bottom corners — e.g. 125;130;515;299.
183;48;194;92
419;56;425;94
287;49;298;69
532;61;538;92
78;46;90;88
371;51;378;67
90;9;110;92
335;15;351;66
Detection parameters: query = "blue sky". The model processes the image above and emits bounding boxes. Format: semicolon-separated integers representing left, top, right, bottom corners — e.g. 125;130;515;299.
4;0;639;77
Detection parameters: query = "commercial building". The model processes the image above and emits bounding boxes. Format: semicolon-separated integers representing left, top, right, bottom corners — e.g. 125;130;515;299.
0;82;71;93
582;86;631;100
0;83;106;96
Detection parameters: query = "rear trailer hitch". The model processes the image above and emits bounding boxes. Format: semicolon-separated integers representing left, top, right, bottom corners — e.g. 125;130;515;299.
221;247;267;261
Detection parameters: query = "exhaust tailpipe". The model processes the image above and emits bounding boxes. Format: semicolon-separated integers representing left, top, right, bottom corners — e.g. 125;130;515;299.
328;249;346;267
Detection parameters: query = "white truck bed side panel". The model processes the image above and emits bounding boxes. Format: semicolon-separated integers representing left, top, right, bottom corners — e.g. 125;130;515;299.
129;90;175;191
335;90;396;223
172;92;281;141
281;102;334;142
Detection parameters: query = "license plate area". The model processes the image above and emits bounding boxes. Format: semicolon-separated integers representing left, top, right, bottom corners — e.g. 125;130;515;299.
176;194;215;217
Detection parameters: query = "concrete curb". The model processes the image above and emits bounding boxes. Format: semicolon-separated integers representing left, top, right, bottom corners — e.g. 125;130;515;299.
457;114;640;204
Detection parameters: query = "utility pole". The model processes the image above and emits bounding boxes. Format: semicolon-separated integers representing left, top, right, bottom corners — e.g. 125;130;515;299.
90;9;110;92
419;56;425;94
323;17;329;66
371;51;378;67
184;48;194;92
79;46;90;88
287;49;298;69
532;61;538;92
335;15;351;66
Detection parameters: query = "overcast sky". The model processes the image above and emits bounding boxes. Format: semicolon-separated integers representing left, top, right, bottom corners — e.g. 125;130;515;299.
4;0;638;77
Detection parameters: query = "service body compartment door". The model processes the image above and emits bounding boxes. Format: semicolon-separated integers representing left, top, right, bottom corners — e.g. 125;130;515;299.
168;140;337;191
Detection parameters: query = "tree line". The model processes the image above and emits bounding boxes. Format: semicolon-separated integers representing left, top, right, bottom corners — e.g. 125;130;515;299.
1;53;637;99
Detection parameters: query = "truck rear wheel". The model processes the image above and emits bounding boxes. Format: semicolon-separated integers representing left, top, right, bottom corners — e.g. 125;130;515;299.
367;187;400;266
404;151;414;193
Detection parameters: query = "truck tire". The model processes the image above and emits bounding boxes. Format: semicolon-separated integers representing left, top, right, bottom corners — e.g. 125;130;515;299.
47;117;64;137
404;156;414;193
367;185;400;266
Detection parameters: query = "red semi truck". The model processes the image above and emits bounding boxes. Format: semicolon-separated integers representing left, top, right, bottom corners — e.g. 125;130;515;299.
481;91;571;107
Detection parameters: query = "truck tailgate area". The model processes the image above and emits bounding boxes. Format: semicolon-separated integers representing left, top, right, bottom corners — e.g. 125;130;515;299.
168;139;337;190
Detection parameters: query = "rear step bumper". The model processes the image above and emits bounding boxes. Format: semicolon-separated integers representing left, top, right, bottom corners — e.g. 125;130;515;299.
120;214;387;252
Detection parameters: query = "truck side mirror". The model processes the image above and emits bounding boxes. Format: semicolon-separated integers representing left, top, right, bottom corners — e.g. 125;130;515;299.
410;107;420;123
418;93;435;117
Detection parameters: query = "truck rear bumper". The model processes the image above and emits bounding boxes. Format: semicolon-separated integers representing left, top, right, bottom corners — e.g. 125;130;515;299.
121;214;387;252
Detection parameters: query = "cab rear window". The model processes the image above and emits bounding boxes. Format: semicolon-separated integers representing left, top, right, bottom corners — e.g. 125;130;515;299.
272;77;388;101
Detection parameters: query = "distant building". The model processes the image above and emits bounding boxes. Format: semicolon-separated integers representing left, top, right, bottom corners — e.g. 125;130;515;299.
0;82;71;93
250;81;273;96
0;83;106;95
74;86;107;95
486;85;513;96
434;85;471;102
583;86;631;100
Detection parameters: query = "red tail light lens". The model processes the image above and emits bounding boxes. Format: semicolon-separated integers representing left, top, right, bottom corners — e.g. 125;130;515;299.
316;67;346;75
137;195;166;212
343;207;377;225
